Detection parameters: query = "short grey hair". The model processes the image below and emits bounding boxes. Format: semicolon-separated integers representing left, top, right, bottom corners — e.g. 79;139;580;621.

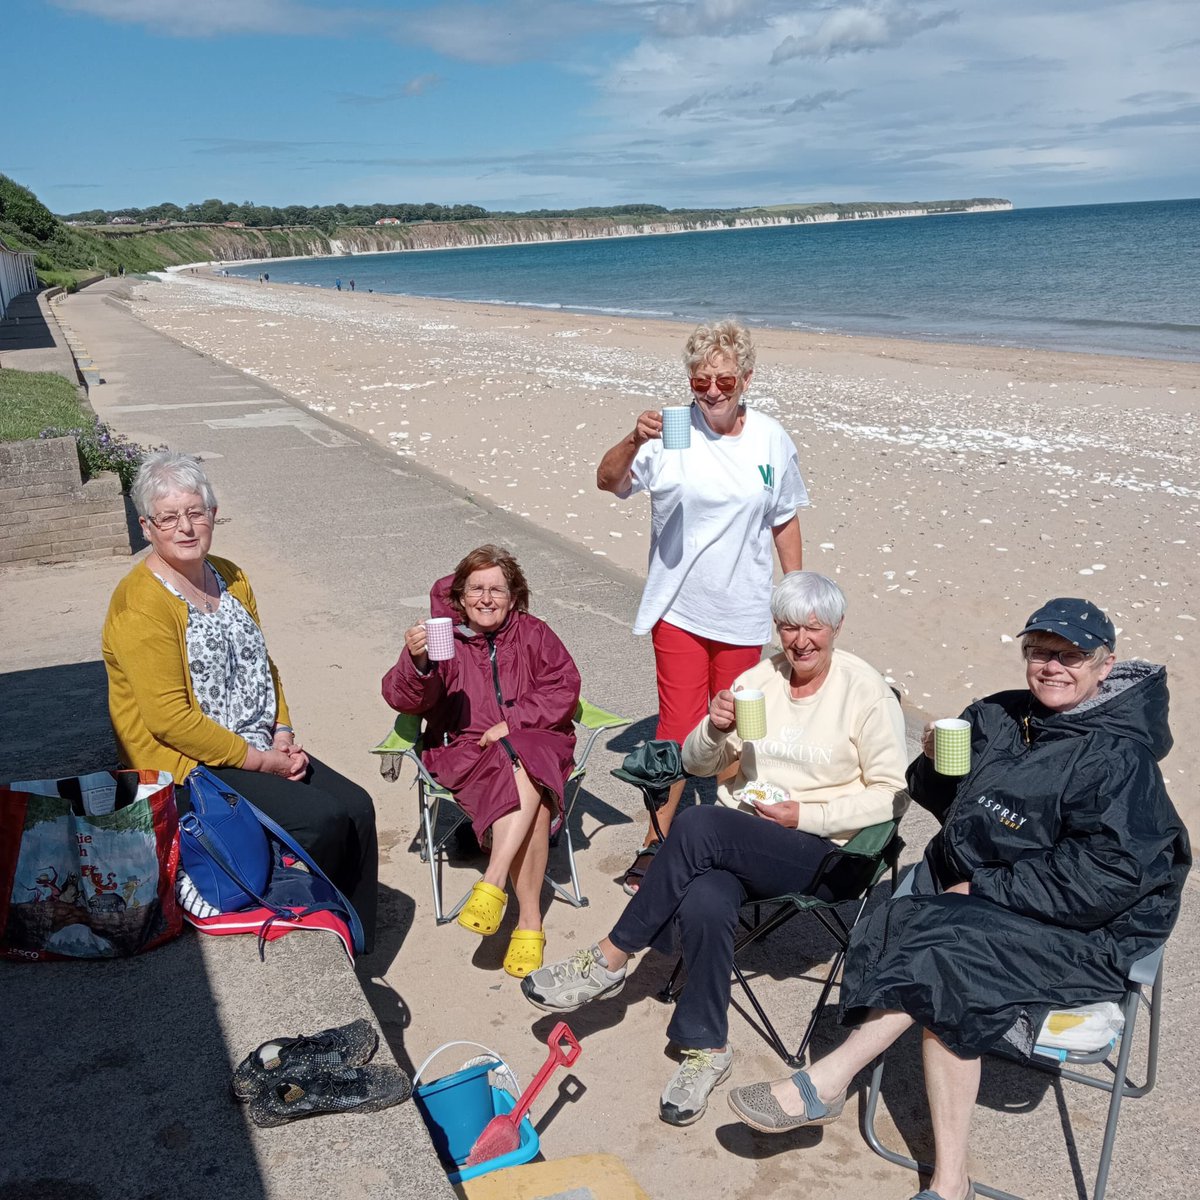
683;319;757;376
771;571;847;629
131;450;216;519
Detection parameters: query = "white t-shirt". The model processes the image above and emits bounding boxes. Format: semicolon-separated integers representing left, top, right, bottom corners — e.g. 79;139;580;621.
619;405;809;643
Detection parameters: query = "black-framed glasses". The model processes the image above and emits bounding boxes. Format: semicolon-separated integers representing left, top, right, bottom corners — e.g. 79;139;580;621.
145;508;213;532
1022;645;1092;669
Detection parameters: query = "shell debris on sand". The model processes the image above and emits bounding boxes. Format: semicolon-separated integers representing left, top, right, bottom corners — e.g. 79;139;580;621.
125;271;1200;826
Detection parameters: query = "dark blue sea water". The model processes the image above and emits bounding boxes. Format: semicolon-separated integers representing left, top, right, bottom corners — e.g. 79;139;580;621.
230;200;1200;361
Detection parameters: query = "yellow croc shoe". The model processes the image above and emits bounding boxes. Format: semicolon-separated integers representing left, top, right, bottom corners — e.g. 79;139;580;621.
503;929;546;978
457;879;507;936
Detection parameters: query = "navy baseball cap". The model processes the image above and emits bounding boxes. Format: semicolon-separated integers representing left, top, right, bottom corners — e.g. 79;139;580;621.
1018;598;1115;651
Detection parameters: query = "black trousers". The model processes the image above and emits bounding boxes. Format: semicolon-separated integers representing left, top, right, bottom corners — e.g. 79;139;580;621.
609;804;835;1049
212;756;378;953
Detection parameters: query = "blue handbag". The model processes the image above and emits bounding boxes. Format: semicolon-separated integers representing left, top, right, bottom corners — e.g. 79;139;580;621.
178;765;272;910
178;765;365;957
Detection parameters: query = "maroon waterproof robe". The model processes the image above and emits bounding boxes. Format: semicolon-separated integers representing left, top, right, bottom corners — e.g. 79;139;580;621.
381;576;581;838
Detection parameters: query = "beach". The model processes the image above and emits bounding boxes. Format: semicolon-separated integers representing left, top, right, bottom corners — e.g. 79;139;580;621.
122;270;1200;827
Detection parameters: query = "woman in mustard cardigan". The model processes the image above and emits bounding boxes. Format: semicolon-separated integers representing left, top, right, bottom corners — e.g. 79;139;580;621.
102;451;377;948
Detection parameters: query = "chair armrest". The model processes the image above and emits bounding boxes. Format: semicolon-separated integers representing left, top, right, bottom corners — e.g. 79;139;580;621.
837;820;899;859
371;711;422;755
575;698;632;731
1128;944;1164;987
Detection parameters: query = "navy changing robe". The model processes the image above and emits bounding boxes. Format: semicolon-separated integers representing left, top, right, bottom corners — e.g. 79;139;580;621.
840;661;1190;1058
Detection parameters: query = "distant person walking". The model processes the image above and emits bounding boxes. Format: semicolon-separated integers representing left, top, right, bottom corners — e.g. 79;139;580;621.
335;278;342;291
349;279;355;291
263;272;269;283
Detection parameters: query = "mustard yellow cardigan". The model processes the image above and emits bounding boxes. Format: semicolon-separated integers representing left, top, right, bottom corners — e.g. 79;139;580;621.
102;555;291;782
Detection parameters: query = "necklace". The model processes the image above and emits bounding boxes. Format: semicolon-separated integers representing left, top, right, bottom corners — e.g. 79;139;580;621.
155;557;215;612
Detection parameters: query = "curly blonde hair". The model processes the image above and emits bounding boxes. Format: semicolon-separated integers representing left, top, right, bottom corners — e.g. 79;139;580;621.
683;319;757;376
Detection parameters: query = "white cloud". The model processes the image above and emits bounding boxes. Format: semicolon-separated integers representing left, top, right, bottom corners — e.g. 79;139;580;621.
770;4;958;64
50;0;347;36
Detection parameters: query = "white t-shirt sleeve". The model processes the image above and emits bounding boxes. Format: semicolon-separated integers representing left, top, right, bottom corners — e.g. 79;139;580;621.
768;433;809;526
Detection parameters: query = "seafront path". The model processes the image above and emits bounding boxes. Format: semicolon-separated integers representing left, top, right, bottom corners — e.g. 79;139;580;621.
3;277;1197;1199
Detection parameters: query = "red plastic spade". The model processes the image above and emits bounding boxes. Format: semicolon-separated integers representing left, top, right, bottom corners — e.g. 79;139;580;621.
464;1021;581;1166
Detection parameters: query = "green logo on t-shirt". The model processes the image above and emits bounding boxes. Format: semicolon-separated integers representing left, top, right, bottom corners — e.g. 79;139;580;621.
757;464;775;489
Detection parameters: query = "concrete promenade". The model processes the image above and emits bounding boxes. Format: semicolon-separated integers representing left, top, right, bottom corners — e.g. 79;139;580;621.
2;278;1196;1199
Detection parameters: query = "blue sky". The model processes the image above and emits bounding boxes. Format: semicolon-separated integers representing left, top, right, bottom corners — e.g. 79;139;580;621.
7;0;1199;215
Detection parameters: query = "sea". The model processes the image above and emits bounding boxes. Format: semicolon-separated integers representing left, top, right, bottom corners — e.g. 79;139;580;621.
229;199;1200;362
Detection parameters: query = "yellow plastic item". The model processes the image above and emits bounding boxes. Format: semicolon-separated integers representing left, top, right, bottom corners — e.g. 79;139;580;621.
503;929;546;978
460;1152;651;1199
458;879;507;935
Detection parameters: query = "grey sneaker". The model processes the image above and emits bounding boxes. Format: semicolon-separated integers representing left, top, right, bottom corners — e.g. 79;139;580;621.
660;1046;734;1126
521;944;626;1012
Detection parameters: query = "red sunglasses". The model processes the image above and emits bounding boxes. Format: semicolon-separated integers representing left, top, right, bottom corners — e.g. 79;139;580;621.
689;374;740;394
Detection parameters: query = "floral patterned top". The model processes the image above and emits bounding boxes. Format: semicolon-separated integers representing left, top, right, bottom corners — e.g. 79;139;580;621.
153;562;276;751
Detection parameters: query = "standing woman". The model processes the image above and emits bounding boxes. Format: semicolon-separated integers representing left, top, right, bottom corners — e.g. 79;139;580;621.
597;319;808;893
102;451;378;950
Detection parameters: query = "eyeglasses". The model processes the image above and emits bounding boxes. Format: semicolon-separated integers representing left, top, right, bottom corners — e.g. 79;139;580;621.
145;508;213;532
689;374;740;395
464;585;510;600
1022;645;1093;669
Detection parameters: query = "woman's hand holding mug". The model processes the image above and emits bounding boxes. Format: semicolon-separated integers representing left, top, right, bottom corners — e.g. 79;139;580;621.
404;623;430;672
709;688;738;733
633;410;663;447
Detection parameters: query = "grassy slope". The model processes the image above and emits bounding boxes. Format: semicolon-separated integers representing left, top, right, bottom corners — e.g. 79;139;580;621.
0;369;87;442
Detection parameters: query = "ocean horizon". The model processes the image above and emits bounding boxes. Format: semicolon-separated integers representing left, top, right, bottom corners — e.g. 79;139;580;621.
229;199;1200;363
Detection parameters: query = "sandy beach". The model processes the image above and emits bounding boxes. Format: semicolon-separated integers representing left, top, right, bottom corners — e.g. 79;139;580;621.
120;270;1200;829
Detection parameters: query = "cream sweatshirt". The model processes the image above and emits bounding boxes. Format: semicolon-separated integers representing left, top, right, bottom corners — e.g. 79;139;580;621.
682;648;910;843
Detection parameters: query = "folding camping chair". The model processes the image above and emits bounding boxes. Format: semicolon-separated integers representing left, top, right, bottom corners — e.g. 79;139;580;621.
659;817;903;1067
862;869;1167;1200
373;699;630;924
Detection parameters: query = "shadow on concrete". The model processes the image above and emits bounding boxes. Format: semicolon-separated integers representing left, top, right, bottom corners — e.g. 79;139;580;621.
0;662;266;1199
0;660;116;782
0;290;57;355
357;881;418;1075
0;933;269;1200
123;494;147;553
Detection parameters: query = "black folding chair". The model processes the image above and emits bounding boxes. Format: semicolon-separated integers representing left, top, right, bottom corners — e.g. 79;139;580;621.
659;817;903;1067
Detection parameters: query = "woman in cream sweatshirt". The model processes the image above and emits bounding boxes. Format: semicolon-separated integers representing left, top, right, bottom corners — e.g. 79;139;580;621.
522;572;909;1126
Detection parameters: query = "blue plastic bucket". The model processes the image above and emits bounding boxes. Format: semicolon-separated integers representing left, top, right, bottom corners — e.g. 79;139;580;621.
411;1041;540;1182
413;1059;496;1166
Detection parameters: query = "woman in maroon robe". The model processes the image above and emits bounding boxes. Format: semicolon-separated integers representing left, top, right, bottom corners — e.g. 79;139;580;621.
382;545;581;978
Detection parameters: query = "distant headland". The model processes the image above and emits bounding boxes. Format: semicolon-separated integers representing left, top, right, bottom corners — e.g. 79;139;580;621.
0;172;1011;287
